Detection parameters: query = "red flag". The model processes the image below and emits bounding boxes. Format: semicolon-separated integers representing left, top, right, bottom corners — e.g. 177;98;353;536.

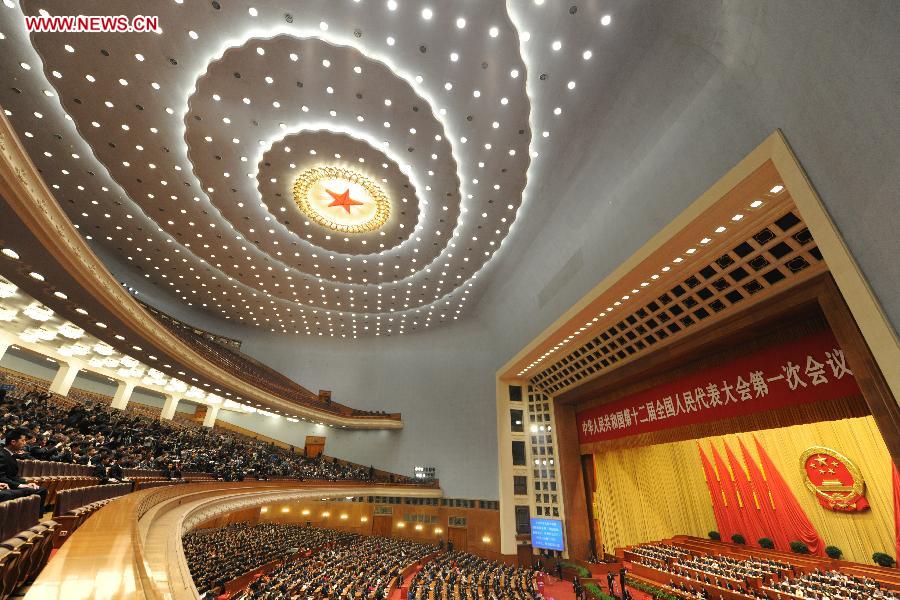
754;437;824;555
712;445;755;544
739;439;790;551
725;442;769;546
698;443;734;541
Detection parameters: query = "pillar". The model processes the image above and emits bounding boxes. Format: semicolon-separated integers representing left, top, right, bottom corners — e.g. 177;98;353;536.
48;361;81;396
160;395;180;420
110;380;135;410
202;404;220;428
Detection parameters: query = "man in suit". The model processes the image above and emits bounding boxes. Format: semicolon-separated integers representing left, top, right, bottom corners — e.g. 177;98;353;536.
1;428;48;514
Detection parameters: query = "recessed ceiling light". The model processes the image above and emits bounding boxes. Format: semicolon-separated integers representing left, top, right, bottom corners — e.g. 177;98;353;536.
421;7;432;20
386;36;395;46
601;14;612;26
54;291;68;300
188;30;198;39
583;49;593;60
732;214;744;221
29;272;44;281
319;21;328;31
553;107;562;115
750;200;764;208
715;226;727;233
552;40;562;51
489;26;499;38
1;248;19;259
770;185;784;193
510;69;519;78
450;52;459;62
456;17;466;29
567;81;576;90
387;0;397;10
248;7;258;16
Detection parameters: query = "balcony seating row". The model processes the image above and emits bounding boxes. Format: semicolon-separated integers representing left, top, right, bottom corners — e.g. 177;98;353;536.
0;496;56;600
52;483;132;546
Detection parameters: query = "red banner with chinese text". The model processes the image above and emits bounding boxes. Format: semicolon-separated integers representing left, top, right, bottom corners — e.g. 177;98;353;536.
577;330;858;444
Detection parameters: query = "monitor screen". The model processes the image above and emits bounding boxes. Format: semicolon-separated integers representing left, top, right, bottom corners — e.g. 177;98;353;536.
530;517;565;551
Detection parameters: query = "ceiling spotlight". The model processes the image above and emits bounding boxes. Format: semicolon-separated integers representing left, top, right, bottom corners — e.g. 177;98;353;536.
387;0;397;10
567;81;576;90
456;17;466;29
510;69;519;78
421;7;432;20
319;21;328;31
583;49;593;60
489;26;499;38
551;40;562;51
386;36;395;46
248;7;258;16
601;14;612;26
450;52;459;62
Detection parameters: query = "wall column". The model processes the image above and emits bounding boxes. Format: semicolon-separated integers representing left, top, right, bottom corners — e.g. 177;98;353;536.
48;360;81;396
110;380;135;410
160;395;181;420
202;404;220;428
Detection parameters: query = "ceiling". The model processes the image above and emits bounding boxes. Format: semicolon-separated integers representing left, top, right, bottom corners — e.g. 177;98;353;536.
0;0;653;338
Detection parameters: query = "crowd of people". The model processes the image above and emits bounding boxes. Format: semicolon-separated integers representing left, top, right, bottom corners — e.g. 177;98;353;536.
182;523;353;597
242;532;435;600
408;551;541;600
763;569;900;600
628;543;689;567
0;379;384;491
626;542;900;600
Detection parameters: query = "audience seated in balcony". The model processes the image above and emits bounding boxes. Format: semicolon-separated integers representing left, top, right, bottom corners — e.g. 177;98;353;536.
0;378;420;505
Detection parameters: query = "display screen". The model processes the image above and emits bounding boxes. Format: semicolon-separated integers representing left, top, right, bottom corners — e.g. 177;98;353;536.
530;518;565;551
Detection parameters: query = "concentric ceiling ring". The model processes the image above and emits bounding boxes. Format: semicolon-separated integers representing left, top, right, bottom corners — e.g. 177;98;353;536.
10;0;538;337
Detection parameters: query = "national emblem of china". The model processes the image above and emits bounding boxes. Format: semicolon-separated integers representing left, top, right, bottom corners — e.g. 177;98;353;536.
800;446;869;512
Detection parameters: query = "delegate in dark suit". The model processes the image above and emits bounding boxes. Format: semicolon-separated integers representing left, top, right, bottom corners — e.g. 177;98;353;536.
1;428;48;514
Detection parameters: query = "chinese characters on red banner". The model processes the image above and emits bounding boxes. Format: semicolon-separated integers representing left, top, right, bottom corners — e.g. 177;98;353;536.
577;330;859;444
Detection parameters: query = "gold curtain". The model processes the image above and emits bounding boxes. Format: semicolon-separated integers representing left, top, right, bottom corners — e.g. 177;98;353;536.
593;415;893;563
